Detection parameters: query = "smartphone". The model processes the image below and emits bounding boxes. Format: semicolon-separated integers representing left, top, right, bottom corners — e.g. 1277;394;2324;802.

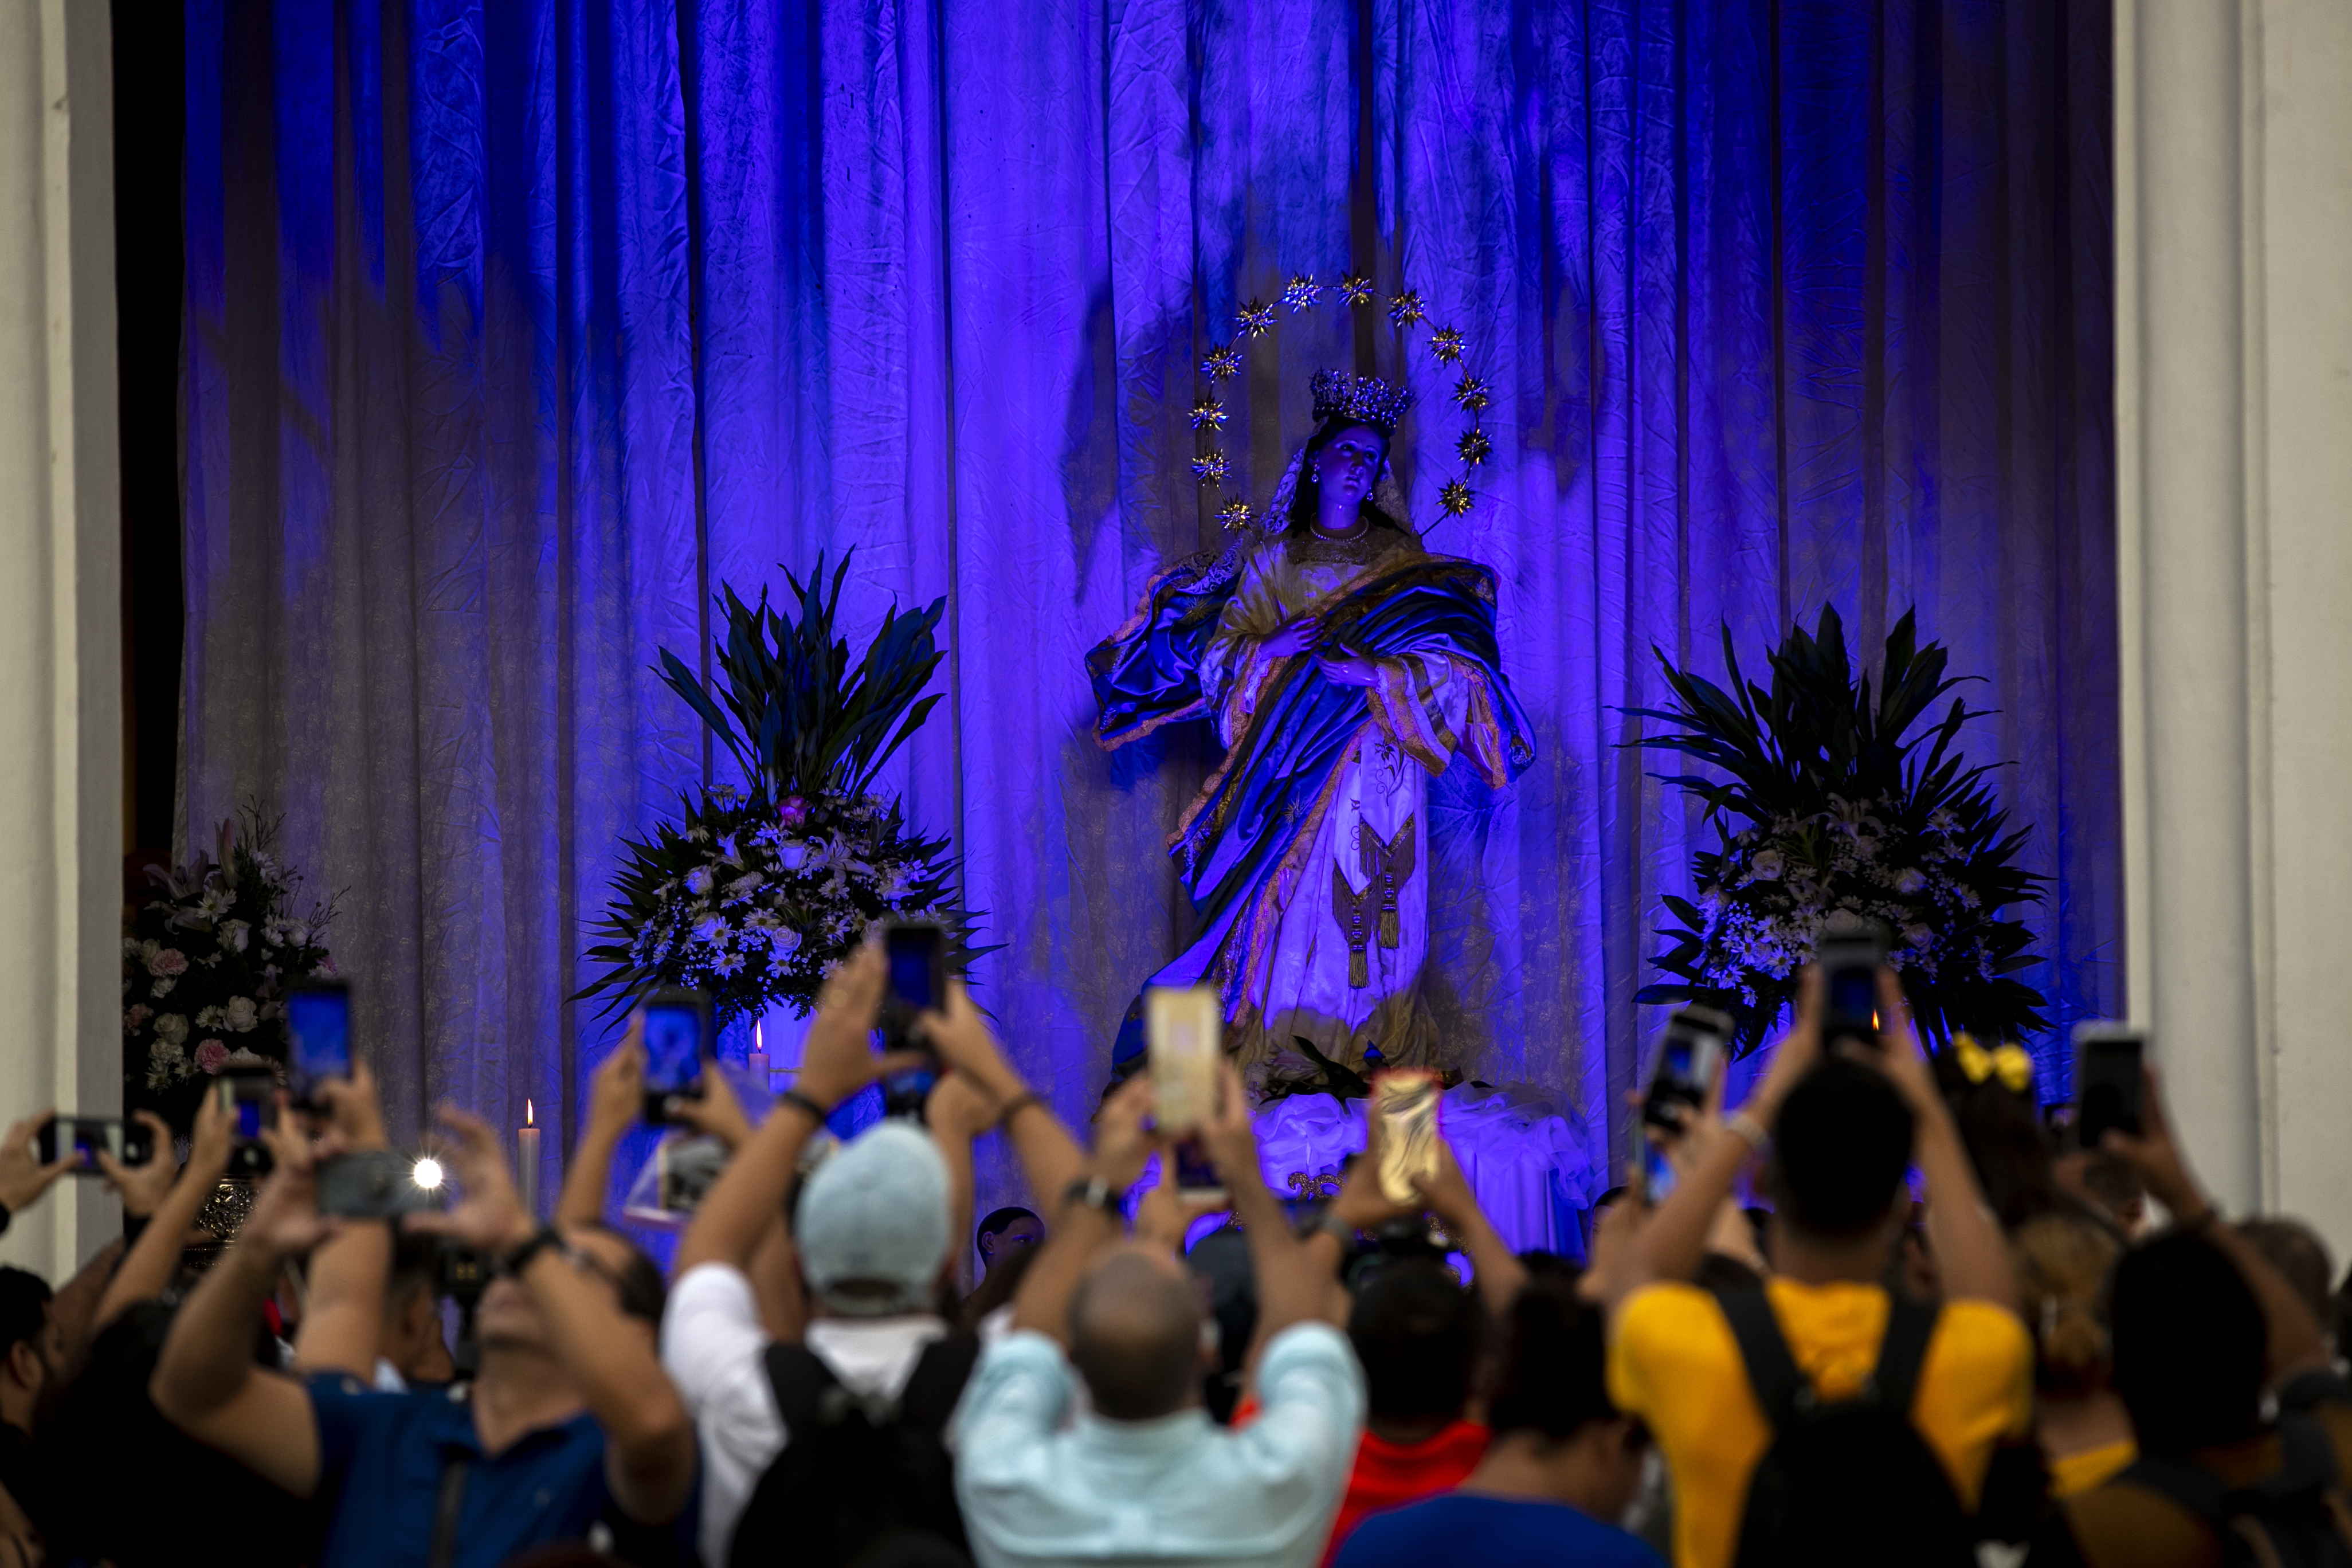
2073;1023;2145;1149
1641;1006;1730;1134
879;923;950;1116
1372;1069;1442;1206
316;1150;440;1219
1147;986;1222;1135
37;1116;154;1174
285;978;354;1106
1818;924;1893;1047
882;922;948;1039
220;1067;277;1177
640;989;710;1126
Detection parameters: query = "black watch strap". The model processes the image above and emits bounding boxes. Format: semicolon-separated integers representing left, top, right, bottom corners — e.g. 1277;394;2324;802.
501;1225;566;1277
1062;1175;1119;1216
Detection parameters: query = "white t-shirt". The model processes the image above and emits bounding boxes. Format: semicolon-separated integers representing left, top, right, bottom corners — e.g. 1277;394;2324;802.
660;1261;948;1568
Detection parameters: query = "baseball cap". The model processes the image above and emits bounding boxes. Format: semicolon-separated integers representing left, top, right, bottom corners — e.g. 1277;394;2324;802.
795;1120;952;1315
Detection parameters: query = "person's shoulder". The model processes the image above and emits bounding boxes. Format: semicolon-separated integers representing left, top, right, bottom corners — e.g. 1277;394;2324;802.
1617;1281;1735;1351
1930;1296;2034;1370
1260;1320;1360;1382
303;1369;464;1442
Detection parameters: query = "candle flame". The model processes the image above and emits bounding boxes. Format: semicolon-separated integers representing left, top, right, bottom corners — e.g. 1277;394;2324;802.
526;1098;535;1127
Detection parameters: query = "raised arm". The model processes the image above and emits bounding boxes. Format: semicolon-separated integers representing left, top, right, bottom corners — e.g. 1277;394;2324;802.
1010;1075;1153;1343
1416;1136;1528;1316
1617;970;1824;1309
2106;1065;2330;1381
97;1099;234;1331
920;980;1085;1205
1201;1063;1367;1364
558;1015;645;1228
290;1067;399;1379
925;1072;998;1294
1872;970;2017;1312
675;944;900;1280
150;1114;332;1499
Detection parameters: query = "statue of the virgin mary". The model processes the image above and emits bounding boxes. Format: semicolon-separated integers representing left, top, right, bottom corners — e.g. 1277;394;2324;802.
1090;370;1535;1080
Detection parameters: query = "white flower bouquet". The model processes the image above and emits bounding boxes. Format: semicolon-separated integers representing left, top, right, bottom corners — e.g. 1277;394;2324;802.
124;806;338;1121
1628;607;2048;1053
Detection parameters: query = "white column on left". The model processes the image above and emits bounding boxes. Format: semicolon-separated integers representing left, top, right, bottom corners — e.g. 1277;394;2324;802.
0;0;121;1276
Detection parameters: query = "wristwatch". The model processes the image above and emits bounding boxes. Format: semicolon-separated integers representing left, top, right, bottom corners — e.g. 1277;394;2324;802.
1062;1175;1121;1217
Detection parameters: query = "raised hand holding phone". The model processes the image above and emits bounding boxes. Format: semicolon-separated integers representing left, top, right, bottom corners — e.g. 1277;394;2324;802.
94;1111;179;1217
285;978;354;1107
640;989;712;1126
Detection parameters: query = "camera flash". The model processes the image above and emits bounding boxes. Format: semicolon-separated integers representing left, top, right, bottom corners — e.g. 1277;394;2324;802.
411;1157;445;1191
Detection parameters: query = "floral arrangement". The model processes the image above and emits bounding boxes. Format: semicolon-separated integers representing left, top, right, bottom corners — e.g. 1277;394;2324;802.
1628;606;2048;1055
124;807;338;1115
578;552;990;1025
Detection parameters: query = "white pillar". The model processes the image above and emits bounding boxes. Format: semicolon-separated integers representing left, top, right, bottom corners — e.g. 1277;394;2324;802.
0;0;121;1276
2116;0;2352;1256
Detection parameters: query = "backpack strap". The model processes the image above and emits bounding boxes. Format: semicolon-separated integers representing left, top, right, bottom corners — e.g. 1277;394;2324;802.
895;1334;981;1431
1716;1288;1810;1430
1869;1298;1941;1418
765;1341;844;1437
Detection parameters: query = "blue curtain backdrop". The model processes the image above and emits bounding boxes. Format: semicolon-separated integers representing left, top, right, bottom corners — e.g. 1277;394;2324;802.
180;0;2116;1213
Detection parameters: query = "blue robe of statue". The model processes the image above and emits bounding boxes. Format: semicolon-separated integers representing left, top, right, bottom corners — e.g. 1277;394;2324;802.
1089;522;1535;1076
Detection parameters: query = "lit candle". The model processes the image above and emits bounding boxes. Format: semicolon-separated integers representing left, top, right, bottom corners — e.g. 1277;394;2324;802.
518;1099;541;1218
748;1018;769;1089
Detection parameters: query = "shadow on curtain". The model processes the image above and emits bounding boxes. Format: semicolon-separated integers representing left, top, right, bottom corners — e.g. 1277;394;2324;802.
180;0;2116;1219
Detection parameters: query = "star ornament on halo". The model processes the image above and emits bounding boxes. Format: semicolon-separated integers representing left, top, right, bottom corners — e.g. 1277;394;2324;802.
1438;480;1476;516
1456;429;1492;467
1217;497;1255;530
1201;344;1243;380
1388;291;1427;328
1430;327;1467;364
1281;275;1324;313
1339;275;1375;307
1189;397;1228;432
1237;300;1278;339
1191;450;1230;485
1452;373;1492;413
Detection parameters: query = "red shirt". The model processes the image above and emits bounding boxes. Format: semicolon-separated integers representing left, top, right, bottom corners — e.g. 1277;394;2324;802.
1322;1420;1492;1565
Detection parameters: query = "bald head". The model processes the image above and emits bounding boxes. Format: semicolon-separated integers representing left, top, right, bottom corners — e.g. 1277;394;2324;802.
1067;1245;1206;1421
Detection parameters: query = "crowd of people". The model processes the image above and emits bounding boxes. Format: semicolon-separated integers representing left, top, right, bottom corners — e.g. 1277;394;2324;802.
0;947;2346;1566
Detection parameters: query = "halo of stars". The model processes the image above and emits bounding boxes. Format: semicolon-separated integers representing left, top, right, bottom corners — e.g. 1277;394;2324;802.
1187;269;1492;530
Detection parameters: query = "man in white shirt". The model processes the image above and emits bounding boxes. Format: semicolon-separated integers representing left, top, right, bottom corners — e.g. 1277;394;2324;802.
952;1061;1373;1568
660;945;970;1568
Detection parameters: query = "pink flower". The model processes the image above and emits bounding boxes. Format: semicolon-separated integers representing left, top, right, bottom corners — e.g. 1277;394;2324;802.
124;1004;153;1030
147;948;189;977
194;1039;229;1074
778;795;810;828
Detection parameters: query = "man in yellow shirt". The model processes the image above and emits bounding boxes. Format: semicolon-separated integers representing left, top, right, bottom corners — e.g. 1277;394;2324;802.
1598;968;2033;1568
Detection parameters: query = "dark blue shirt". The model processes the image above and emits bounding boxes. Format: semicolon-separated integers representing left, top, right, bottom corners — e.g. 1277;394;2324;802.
1332;1492;1664;1568
305;1371;694;1568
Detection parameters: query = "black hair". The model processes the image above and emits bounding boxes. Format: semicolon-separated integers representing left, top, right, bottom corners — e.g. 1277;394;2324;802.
0;1267;52;1361
1767;1059;1916;1241
575;1224;668;1330
976;1206;1041;1261
1281;416;1403;535
1487;1275;1625;1443
2111;1230;2267;1457
1347;1259;1483;1424
1593;1185;1630;1213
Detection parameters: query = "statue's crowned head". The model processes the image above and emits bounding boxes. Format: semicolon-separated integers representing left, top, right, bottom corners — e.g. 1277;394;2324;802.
1308;369;1413;440
1269;369;1416;537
